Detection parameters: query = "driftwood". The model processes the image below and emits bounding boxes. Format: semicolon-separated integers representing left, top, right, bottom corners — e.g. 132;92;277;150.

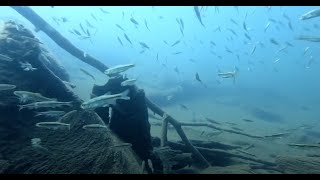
287;143;320;148
181;140;241;150
10;6;211;168
161;114;169;147
168;141;277;167
9;6;108;73
178;122;264;139
276;156;320;174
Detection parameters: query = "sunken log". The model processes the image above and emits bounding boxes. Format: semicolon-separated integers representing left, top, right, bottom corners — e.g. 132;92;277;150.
11;6;210;169
10;6;108;73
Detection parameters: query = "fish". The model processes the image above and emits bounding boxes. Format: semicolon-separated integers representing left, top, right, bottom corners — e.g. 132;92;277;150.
62;81;76;89
36;121;70;130
236;54;240;61
73;29;81;36
91;13;97;21
273;58;280;63
244;33;251;40
242;118;254;122
282;12;291;21
234;6;239;14
117;37;123;46
81;89;130;110
83;124;108;130
86;20;95;29
174;67;179;74
269;38;279;45
156;53;159;61
0;54;13;62
264;22;271;32
0;84;16;91
104;64;135;76
123;33;132;45
189;58;195;63
19;61;37;71
225;47;233;54
304;47;310;56
163;40;169;45
268;18;277;23
205;117;221;125
215;6;219;13
171;40;181;47
84;28;90;37
230;18;238;26
121;79;136;86
180;18;184;30
194;6;205;27
300;8;320;20
18;101;73;111
130;17;139;26
179;104;188;111
210;41;216;46
276;45;289;54
179;26;184;36
250;45;257;55
144;19;150;31
115;24;125;31
100;8;110;14
60;17;68;23
139;42;150;49
243;21;248;31
218;67;239;84
80;68;96;81
35;111;66;118
227;28;237;36
14;91;57;103
172;52;182;55
296;35;320;42
285;41;294;47
79;23;86;34
139;50;145;54
288;21;294;31
195;72;202;83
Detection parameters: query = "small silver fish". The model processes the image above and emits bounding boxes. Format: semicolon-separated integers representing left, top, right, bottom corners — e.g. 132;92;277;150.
18;101;73;111
36;121;70;130
14;91;57;103
82;124;108;130
121;79;137;86
81;89;130;110
35;111;66;118
0;84;16;91
104;64;135;76
300;8;320;20
19;61;37;71
0;54;13;62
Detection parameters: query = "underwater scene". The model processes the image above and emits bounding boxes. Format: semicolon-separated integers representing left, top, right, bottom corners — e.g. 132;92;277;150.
0;6;320;174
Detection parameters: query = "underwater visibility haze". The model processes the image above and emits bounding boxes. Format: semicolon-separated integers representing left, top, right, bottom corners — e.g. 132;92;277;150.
0;6;320;174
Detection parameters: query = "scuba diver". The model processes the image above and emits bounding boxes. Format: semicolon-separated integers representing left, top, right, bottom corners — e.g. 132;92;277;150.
92;75;163;174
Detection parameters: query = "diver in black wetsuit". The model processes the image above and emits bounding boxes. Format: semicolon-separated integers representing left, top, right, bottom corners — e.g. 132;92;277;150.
92;75;163;174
